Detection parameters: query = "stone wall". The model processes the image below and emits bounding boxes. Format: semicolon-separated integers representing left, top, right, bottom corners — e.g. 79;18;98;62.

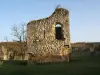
0;46;3;60
27;8;71;59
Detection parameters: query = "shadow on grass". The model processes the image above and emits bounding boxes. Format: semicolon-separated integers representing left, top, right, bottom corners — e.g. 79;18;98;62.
0;56;100;75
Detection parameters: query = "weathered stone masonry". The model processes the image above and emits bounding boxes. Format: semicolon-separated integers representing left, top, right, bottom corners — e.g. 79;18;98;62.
27;8;71;59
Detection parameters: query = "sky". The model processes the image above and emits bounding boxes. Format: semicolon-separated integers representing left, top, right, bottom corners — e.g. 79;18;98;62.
0;0;100;42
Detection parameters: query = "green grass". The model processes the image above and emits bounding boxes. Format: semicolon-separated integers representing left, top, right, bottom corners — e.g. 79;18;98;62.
0;56;100;75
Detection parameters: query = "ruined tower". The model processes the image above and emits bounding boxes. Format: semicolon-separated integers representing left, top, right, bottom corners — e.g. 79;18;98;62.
27;7;71;60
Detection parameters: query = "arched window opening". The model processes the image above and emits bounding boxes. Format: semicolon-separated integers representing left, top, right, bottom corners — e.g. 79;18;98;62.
55;23;64;40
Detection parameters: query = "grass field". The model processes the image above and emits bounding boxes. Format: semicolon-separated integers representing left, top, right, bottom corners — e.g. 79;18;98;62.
0;56;100;75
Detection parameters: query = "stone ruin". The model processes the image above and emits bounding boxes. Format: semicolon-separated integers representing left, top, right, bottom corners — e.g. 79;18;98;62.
27;7;71;62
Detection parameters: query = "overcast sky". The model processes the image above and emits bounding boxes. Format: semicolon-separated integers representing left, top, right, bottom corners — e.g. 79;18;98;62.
0;0;100;42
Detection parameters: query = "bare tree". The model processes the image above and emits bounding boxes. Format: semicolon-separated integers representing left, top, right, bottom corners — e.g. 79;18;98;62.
11;23;26;42
11;23;27;60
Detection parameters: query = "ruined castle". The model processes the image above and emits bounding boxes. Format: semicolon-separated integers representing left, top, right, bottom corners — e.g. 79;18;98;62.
0;8;100;61
27;7;71;60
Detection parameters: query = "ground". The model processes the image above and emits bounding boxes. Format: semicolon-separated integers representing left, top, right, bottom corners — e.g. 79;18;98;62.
0;56;100;75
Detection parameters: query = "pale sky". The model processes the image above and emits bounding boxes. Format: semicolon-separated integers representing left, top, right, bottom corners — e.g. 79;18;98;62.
0;0;100;42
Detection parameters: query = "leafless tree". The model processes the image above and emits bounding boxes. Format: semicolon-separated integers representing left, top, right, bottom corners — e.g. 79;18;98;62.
11;23;27;60
11;23;26;42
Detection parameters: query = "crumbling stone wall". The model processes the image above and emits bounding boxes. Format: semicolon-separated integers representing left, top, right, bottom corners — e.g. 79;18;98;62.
0;47;3;60
27;8;71;59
